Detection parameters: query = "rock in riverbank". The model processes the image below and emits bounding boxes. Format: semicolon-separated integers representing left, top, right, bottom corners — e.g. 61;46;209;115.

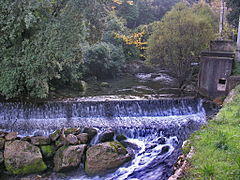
54;145;87;172
4;140;47;175
85;141;132;175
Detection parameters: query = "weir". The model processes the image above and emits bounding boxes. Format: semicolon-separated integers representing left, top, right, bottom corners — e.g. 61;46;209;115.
0;97;205;136
0;97;207;180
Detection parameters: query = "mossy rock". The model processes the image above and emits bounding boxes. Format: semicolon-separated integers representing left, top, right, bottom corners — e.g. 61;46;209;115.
53;145;87;172
85;141;130;175
40;145;55;158
5;158;47;175
4;140;47;175
49;130;61;142
64;128;80;135
109;141;127;154
0;138;5;150
116;134;127;142
55;139;65;148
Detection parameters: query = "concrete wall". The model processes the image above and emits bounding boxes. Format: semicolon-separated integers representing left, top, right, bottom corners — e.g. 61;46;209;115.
199;56;233;98
210;40;235;52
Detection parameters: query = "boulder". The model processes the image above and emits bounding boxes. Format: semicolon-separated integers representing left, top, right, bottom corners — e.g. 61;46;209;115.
160;145;170;155
0;131;6;138
54;145;87;172
116;134;127;142
83;127;97;142
4;140;47;175
153;137;166;144
121;141;141;151
49;130;61;142
66;134;78;145
31;136;51;145
0;138;5;150
145;143;157;153
21;136;31;142
100;82;110;88
100;130;114;142
85;141;131;175
40;145;55;158
33;131;45;137
76;133;88;144
0;151;3;164
64;128;80;135
5;132;17;141
55;139;65;148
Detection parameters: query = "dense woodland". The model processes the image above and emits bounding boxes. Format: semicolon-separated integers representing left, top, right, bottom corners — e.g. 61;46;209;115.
0;0;239;99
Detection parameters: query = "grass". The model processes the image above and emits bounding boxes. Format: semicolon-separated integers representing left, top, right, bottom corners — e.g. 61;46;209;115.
183;85;240;180
233;62;240;75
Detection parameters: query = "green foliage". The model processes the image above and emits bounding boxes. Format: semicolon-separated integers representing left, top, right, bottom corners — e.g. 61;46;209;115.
0;0;59;98
102;13;127;45
0;0;114;98
83;42;126;79
226;0;240;28
147;2;217;84
116;0;139;28
182;141;192;155
233;62;240;75
184;85;240;180
114;0;180;29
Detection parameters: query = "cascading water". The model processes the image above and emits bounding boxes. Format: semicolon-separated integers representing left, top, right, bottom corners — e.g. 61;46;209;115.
0;97;206;180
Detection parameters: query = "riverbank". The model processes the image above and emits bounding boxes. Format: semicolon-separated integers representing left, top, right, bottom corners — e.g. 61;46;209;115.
182;85;240;179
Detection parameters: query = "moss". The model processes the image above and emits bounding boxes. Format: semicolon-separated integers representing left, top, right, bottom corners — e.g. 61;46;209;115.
116;134;127;141
55;146;68;159
109;141;127;154
49;129;60;141
5;158;47;175
40;145;55;158
64;128;80;135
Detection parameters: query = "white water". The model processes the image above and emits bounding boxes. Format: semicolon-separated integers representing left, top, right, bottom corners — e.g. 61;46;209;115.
66;134;179;180
0;97;207;180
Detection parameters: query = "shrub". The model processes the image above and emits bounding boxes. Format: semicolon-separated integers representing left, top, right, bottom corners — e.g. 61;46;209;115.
146;2;217;85
83;42;126;79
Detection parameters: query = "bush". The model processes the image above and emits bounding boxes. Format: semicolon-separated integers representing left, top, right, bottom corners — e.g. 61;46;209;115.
146;3;217;85
83;42;126;79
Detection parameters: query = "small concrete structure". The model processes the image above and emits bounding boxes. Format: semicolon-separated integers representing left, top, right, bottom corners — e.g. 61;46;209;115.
198;40;236;98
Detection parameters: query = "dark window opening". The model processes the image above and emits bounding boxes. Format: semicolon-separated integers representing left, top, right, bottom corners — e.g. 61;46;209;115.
219;79;226;85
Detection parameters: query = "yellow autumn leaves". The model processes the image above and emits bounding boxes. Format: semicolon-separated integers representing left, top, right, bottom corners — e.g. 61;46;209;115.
111;0;134;9
112;0;134;5
114;32;147;50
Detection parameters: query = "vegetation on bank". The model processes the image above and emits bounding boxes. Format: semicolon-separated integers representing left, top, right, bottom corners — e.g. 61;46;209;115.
147;3;218;85
0;0;217;99
226;0;240;28
183;85;240;180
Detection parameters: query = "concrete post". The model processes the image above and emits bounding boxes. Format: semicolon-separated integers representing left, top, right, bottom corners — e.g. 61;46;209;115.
236;16;240;62
219;0;224;40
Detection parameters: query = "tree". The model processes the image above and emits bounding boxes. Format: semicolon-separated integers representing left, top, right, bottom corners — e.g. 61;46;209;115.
83;42;126;79
116;0;139;28
0;0;113;99
226;0;240;28
114;0;181;28
146;3;217;85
